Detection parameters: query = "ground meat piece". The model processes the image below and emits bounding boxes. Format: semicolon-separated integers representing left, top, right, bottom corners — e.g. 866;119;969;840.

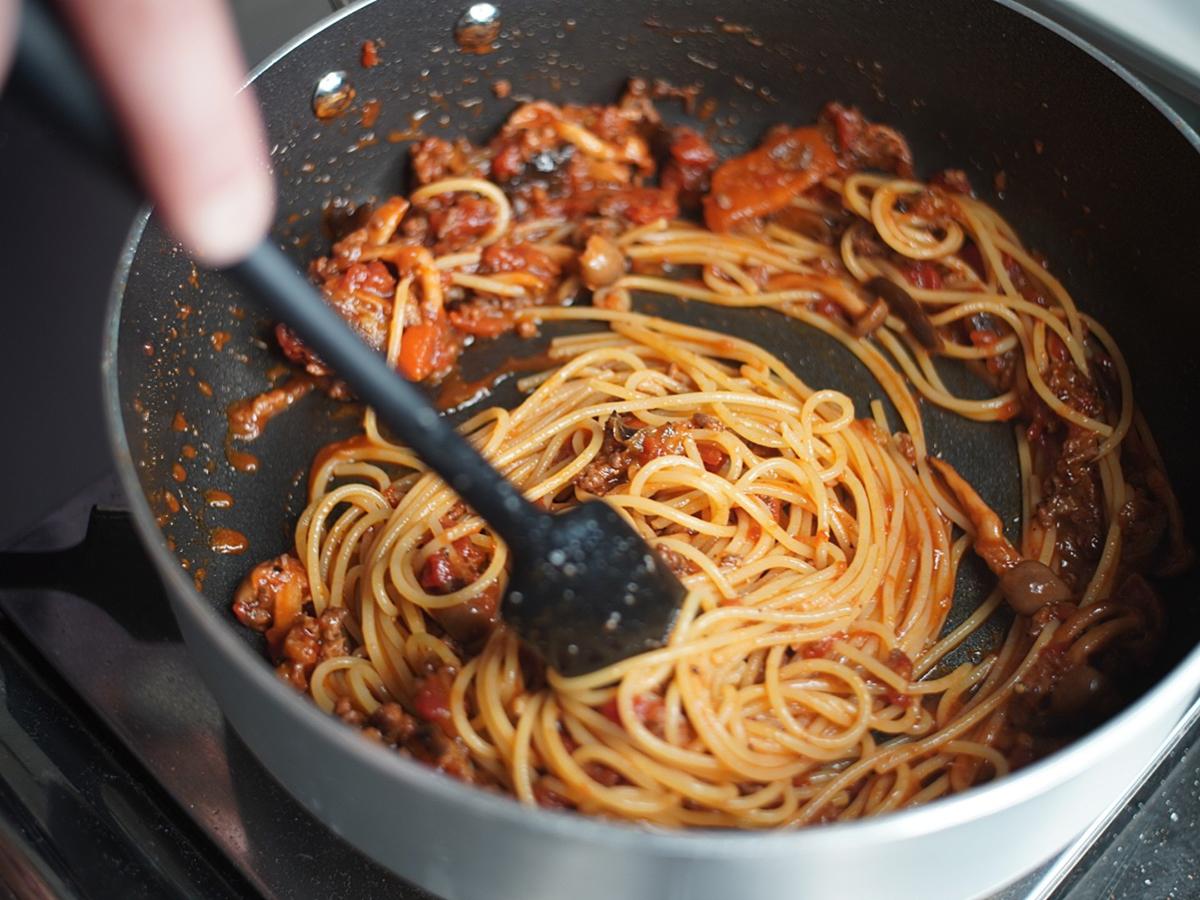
479;241;561;287
273;326;321;379
445;241;565;337
575;453;632;495
586;102;654;152
273;607;358;691
533;779;575;809
617;77;663;125
656;546;698;577
419;536;490;593
1008;643;1071;727
404;723;478;783
1119;486;1169;569
820;102;913;177
1030;350;1107;587
574;416;637;495
411;136;489;184
317;607;353;659
369;702;418;746
961;311;1017;391
1115;425;1193;575
275;614;321;690
233;554;308;632
848;221;886;258
930;169;973;195
334;696;365;727
311;251;392;291
660;125;718;208
633;419;694;463
488;101;565;182
421;194;494;252
1003;253;1053;307
575;415;722;495
882;648;914;707
568;186;678;225
278;259;397;379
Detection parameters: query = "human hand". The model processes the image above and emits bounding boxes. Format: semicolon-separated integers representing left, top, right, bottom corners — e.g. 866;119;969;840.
0;0;274;266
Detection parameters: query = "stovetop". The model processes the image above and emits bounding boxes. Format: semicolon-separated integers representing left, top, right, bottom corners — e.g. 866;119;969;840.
0;476;1197;900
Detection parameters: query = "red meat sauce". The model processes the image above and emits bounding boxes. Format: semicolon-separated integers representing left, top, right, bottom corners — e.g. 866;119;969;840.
231;546;497;784
276;85;930;393
573;411;728;499
244;87;1193;788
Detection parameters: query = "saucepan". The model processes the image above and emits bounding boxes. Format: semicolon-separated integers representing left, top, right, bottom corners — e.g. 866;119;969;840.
101;0;1200;897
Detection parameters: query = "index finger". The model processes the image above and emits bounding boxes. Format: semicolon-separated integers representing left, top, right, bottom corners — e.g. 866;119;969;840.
57;0;274;266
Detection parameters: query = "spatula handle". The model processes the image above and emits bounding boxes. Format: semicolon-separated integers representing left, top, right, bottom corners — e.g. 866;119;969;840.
232;247;546;537
10;0;546;541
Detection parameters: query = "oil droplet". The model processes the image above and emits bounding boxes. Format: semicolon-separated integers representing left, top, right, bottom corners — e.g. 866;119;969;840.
205;489;234;509
211;528;248;555
225;445;259;473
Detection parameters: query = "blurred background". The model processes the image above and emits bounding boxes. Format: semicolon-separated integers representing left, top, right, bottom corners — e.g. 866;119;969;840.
0;0;1197;546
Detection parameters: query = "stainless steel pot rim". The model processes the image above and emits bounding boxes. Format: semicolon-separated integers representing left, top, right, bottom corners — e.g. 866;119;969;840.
102;0;1200;858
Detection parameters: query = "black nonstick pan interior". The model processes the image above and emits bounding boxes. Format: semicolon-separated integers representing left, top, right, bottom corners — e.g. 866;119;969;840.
112;0;1200;702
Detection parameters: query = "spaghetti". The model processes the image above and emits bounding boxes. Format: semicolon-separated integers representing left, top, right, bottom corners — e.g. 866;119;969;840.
233;88;1190;826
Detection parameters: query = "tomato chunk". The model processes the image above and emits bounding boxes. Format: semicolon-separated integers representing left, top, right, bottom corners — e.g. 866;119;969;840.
398;314;459;381
703;127;839;231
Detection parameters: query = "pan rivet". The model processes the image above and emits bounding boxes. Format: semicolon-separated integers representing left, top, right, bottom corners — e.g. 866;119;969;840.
461;2;499;27
456;3;501;54
312;70;355;120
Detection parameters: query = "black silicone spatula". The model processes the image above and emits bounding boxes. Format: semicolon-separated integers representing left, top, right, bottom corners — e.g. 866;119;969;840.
11;0;684;676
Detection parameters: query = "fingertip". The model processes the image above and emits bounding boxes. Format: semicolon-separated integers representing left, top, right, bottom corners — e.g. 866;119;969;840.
175;157;275;267
163;82;276;267
55;0;276;267
0;0;17;82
